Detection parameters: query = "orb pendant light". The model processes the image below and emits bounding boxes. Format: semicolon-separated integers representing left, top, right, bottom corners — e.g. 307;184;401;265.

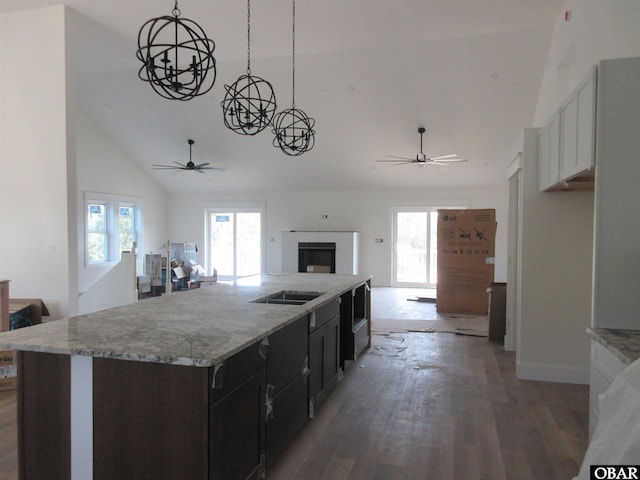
272;0;315;156
136;0;217;101
221;0;277;135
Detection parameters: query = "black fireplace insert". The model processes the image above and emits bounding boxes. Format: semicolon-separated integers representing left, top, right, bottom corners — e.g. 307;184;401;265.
298;242;336;273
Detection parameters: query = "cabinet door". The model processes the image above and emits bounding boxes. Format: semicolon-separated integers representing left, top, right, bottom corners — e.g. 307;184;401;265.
324;315;341;392
210;368;266;480
538;123;550;191
538;111;561;191
548;112;561;187
308;326;324;402
267;315;308;393
560;95;578;179
309;314;341;414
266;373;308;470
576;66;596;173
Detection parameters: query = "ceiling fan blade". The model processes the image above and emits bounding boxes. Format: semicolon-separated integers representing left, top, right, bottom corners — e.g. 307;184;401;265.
195;162;210;168
174;161;188;168
376;159;413;163
152;164;180;170
429;154;458;160
431;157;468;163
385;155;416;161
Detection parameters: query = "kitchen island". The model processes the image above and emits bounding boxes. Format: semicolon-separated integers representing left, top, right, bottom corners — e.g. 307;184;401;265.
0;273;371;480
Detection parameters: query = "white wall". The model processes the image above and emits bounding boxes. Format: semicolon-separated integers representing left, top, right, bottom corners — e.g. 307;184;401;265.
76;111;169;294
0;6;78;319
168;185;508;287
534;0;640;125
0;8;169;318
516;0;640;384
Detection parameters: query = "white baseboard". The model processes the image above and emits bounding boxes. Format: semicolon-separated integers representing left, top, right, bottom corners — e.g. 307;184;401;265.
516;362;589;385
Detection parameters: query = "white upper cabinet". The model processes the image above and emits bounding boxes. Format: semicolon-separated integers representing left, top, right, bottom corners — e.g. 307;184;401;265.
539;65;597;191
561;66;597;180
538;110;561;191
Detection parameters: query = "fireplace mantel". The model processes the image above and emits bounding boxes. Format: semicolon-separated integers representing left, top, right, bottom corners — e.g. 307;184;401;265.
282;231;359;275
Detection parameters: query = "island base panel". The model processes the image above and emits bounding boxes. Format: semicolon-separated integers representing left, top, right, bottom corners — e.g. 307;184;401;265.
18;351;71;480
93;357;209;480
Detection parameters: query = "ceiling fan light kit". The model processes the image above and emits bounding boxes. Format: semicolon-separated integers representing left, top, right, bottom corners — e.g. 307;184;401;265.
377;127;468;167
221;0;277;135
136;1;217;101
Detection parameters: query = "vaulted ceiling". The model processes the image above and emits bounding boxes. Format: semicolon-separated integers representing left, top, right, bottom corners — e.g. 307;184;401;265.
0;0;564;192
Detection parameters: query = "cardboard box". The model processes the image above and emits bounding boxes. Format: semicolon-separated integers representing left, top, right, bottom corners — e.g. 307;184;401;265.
436;209;497;315
0;280;9;333
1;294;49;333
0;349;16;391
306;265;331;273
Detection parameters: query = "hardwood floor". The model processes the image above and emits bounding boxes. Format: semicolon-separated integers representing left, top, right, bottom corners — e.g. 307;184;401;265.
0;287;589;479
0;388;17;480
267;332;588;479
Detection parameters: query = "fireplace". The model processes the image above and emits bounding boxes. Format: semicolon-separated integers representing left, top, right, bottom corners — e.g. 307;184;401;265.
298;242;336;273
281;231;359;275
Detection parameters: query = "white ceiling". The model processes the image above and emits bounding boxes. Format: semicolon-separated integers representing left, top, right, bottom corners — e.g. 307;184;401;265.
1;0;564;193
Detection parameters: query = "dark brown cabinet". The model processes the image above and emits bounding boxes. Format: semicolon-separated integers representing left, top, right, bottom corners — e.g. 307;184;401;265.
340;281;370;366
209;340;267;479
265;316;309;470
308;299;341;414
209;368;266;479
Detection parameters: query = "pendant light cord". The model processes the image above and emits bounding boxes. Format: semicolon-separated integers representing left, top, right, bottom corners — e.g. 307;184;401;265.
291;0;296;107
246;0;251;75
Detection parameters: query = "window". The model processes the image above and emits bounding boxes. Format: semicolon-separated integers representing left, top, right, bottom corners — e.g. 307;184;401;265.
205;206;264;281
85;193;142;266
87;202;109;263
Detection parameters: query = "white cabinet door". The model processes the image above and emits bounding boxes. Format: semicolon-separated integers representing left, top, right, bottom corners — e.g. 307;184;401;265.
560;66;597;181
560;95;578;179
538;111;561;191
576;66;597;174
537;124;549;191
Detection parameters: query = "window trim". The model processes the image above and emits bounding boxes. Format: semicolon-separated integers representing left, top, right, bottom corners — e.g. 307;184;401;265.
84;192;143;268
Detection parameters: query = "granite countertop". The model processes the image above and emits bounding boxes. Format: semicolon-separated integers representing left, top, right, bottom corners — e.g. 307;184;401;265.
0;273;370;367
587;328;640;366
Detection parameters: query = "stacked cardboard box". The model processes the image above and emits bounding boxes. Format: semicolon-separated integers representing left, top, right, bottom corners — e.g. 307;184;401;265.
0;280;50;391
436;209;497;315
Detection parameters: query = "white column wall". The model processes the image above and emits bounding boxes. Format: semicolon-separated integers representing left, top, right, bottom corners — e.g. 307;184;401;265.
0;6;76;318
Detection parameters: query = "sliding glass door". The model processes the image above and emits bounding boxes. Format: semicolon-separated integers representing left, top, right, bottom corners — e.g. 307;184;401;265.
393;208;439;287
206;208;264;281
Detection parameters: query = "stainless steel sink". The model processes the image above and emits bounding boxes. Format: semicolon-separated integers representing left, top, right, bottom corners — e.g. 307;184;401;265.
251;290;323;305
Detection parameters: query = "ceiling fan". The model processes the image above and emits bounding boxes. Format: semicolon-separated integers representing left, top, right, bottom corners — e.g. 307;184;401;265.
152;139;227;174
377;127;468;166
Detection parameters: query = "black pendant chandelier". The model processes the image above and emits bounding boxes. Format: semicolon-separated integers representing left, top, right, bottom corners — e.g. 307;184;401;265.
136;1;217;101
272;0;315;156
221;0;277;135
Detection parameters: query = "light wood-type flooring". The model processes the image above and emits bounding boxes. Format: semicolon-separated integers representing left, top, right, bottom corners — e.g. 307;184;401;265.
0;287;589;479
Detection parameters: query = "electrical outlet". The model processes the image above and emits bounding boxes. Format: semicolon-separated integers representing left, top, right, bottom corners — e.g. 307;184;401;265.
375;238;383;243
321;214;328;219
